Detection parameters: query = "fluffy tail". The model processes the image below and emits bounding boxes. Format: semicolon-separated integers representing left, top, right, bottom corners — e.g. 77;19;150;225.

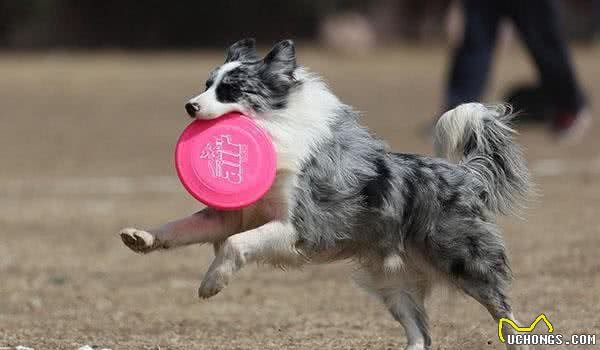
434;103;530;215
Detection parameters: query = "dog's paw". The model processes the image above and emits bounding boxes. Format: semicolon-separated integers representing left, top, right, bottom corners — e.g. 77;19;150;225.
119;228;158;254
198;241;241;299
198;269;229;299
404;344;429;350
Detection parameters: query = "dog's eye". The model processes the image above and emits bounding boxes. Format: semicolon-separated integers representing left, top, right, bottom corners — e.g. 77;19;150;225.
215;82;242;103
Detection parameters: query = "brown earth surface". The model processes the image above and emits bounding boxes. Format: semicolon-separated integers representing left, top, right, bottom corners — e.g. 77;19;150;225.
1;46;599;349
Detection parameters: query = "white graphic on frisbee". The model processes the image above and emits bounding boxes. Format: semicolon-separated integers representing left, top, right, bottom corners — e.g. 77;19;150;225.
200;134;248;184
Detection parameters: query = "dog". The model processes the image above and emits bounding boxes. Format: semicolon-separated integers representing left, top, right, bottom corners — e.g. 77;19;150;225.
120;39;530;350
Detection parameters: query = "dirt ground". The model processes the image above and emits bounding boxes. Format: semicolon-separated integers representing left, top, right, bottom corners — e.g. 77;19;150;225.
1;46;599;350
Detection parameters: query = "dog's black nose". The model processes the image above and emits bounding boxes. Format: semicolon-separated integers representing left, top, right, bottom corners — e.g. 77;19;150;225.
185;102;200;117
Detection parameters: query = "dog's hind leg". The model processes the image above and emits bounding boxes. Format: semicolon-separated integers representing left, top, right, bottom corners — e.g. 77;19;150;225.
119;208;241;253
198;220;304;298
355;268;432;350
429;222;527;349
458;277;528;350
426;216;527;348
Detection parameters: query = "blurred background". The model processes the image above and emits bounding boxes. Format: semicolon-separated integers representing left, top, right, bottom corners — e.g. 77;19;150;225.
1;1;599;349
1;0;599;48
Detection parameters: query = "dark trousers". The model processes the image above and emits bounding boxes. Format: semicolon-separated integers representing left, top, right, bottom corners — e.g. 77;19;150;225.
446;0;585;113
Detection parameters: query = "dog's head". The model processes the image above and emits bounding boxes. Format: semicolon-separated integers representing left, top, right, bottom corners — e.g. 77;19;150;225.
185;39;300;120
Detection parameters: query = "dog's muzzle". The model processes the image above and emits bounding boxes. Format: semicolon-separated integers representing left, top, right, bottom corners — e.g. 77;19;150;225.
185;102;200;117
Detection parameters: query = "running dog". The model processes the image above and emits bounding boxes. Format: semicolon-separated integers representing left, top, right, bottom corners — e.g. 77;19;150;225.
120;39;530;350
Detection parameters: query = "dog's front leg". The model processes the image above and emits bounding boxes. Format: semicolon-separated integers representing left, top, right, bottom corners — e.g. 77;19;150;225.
198;220;303;298
119;208;242;254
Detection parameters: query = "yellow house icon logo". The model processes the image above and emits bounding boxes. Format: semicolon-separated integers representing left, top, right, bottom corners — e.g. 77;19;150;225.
498;314;554;343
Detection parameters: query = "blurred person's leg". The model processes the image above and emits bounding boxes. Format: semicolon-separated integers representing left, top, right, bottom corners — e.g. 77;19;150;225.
445;0;503;109
507;0;591;139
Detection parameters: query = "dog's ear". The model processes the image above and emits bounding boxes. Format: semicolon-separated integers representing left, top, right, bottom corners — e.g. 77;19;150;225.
225;38;258;62
263;40;296;75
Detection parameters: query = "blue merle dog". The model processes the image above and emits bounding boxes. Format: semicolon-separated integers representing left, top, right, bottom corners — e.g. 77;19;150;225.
120;39;530;350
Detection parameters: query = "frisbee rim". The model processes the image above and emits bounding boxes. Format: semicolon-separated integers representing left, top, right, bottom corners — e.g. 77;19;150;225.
174;113;277;210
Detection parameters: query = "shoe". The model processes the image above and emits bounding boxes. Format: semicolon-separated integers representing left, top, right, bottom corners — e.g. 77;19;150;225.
552;108;592;143
503;83;550;125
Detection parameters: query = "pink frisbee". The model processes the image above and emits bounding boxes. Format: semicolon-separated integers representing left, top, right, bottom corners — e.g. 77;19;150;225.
175;112;277;210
